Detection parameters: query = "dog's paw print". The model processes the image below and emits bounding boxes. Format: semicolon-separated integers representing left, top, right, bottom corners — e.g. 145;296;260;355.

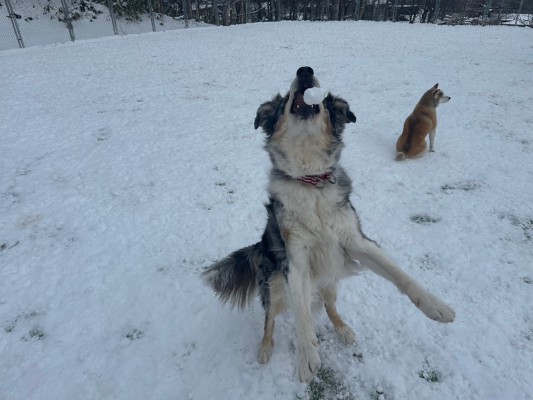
6;310;44;335
410;214;441;225
2;189;22;206
418;253;437;270
371;386;387;400
523;277;533;285
125;328;144;341
0;241;20;253
215;181;236;204
29;327;45;340
21;326;46;341
197;202;212;211
182;341;197;357
500;213;533;242
94;127;111;142
4;319;18;333
513;217;533;241
440;180;483;193
521;327;533;340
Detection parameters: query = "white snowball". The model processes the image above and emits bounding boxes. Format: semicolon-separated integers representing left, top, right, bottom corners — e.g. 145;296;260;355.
303;87;327;105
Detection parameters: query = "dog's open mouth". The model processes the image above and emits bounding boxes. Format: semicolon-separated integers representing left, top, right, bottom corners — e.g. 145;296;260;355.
290;66;321;119
291;92;320;118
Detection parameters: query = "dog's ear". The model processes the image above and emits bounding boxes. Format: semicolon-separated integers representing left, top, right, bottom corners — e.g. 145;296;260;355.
254;94;286;136
433;83;439;89
346;109;357;123
325;94;356;135
324;94;356;139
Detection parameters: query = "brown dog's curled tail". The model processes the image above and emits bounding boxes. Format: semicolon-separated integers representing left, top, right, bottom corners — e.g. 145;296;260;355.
202;244;262;310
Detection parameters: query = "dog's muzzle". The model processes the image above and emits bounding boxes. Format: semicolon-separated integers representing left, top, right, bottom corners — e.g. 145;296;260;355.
291;66;320;118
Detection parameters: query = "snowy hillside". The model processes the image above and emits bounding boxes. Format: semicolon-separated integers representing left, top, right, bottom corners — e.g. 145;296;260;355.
1;21;532;400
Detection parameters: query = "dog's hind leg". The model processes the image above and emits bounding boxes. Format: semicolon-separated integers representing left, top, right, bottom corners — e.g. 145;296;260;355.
321;285;356;345
429;128;436;152
259;310;277;364
343;216;455;323
258;274;286;364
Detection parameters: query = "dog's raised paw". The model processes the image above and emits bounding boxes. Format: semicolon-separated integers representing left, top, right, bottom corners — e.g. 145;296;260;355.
297;346;321;382
412;291;455;323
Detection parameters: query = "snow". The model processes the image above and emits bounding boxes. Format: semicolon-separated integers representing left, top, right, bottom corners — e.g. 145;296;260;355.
1;20;533;400
304;87;328;105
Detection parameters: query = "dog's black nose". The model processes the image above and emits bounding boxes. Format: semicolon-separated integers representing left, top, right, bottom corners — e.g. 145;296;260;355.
296;66;314;77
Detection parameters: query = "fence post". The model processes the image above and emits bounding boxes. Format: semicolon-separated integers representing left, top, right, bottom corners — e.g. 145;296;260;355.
433;0;441;23
147;0;156;32
5;0;25;48
354;0;361;20
482;0;491;25
60;0;76;42
515;0;524;25
107;0;119;34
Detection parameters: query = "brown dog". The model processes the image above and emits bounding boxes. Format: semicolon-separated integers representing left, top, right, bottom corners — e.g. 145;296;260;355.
396;83;450;160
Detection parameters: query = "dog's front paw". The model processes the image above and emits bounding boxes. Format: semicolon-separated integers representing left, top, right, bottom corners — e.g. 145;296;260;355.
296;345;321;382
409;290;455;323
429;147;435;152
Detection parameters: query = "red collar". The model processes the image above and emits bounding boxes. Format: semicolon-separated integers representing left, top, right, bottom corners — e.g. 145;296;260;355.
285;171;336;188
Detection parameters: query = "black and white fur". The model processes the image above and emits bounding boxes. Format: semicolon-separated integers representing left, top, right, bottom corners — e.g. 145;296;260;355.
202;67;455;383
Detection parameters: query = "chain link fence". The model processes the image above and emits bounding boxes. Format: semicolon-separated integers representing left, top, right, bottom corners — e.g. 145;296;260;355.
0;0;194;50
1;0;532;50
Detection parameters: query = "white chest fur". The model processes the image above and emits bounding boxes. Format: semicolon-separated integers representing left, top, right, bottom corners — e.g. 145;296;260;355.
269;178;360;287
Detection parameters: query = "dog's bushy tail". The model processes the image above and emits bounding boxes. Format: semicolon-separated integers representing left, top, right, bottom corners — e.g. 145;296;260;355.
202;244;262;310
395;151;407;161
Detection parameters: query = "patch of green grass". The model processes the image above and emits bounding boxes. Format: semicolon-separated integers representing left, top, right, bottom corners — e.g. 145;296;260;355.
418;361;442;383
307;366;355;400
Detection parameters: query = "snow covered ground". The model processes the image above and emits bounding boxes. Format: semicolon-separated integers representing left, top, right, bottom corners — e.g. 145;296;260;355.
1;21;532;400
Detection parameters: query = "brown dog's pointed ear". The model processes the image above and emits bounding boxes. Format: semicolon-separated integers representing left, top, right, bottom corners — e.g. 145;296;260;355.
433;83;439;89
